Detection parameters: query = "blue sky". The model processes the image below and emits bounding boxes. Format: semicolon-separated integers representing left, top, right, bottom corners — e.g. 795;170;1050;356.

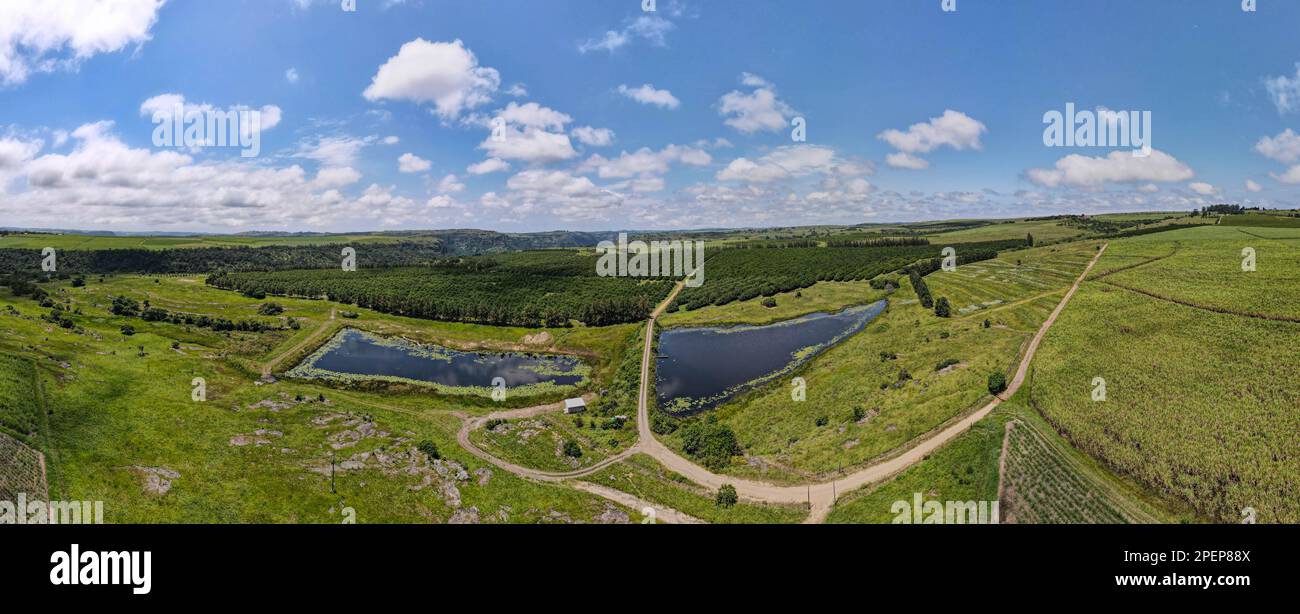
2;0;1300;233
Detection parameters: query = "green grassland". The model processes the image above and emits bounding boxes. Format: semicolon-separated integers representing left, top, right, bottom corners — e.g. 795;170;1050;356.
1219;213;1300;228
826;412;1005;524
469;412;638;473
658;239;1098;483
0;352;44;443
925;218;1083;244
582;454;809;524
0;279;640;523
1030;232;1300;523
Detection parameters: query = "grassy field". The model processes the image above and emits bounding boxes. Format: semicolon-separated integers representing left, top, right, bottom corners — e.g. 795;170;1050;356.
1219;213;1300;228
0;352;43;443
826;413;1005;523
469;412;637;473
582;454;808;524
1030;231;1300;523
1098;226;1300;320
925;219;1082;244
0;277;641;523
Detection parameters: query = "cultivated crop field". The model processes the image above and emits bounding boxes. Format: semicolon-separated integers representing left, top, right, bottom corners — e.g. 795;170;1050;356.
1098;226;1300;320
1031;233;1300;522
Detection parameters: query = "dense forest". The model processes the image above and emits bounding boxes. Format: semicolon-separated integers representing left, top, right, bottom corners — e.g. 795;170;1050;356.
207;250;674;327
0;242;448;275
670;239;1024;312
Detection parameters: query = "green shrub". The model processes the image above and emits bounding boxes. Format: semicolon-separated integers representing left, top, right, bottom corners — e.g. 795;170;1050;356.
715;484;738;508
987;372;1007;395
417;440;440;461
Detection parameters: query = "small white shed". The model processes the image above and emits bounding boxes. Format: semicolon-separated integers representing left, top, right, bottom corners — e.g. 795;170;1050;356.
563;398;587;414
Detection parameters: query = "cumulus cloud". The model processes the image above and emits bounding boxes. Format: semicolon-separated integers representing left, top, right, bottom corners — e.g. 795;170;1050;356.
1245;179;1262;192
503;169;622;220
476;102;578;163
466;157;510;175
285;68;299;84
579;144;710;180
578;15;674;53
571;126;615;147
718;73;795;134
362;39;501;121
1024;149;1194;188
1272;165;1300;184
885;152;930;170
715;145;866;184
1187;181;1217;196
0;121;379;229
0;0;167;86
397;152;431;173
1254;128;1300;163
139;93;282;146
877;110;985;169
437;173;465;193
617;84;680;109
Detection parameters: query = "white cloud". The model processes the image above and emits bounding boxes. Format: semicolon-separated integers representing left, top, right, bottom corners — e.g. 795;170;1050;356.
885;152;930;170
715;145;861;184
313;166;361;189
1245;179;1262;192
139;93;282;145
382;135;400;145
578;15;674;53
293;135;374;167
0;137;43;169
718;74;795;134
285;68;299;84
504;169;623;219
437;173;465;193
362;39;501;121
1025;149;1195;188
877;110;986;170
0;121;375;229
1137;183;1159;193
1254;128;1300;163
1263;63;1300;115
467;157;510;175
571;126;615;147
0;0;167;86
504;83;528;97
397;152;431;173
494;101;572;131
478;126;576;163
617;83;680;109
579;144;710;180
1187;181;1216;196
1272;165;1300;184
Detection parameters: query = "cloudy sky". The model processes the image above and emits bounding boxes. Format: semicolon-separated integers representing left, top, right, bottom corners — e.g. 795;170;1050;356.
2;0;1300;233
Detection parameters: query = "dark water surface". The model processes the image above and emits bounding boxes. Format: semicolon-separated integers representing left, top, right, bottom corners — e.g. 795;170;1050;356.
655;301;887;414
305;328;583;388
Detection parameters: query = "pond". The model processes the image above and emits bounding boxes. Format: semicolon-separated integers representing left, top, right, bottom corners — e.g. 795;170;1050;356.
655;300;887;414
289;328;588;395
